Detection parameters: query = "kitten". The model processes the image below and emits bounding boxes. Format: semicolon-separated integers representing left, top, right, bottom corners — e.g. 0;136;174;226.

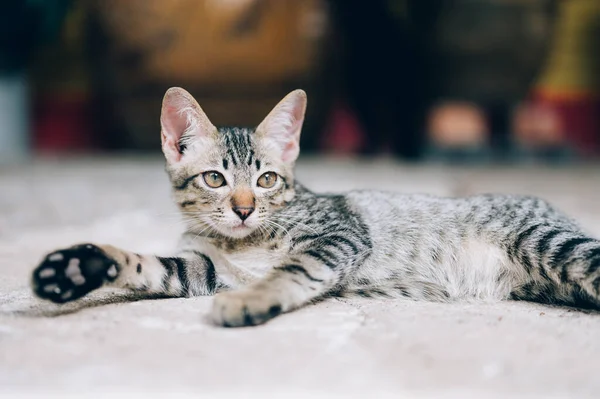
31;88;600;327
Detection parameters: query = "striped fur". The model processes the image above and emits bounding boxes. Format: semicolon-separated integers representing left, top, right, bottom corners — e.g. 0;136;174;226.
31;88;600;327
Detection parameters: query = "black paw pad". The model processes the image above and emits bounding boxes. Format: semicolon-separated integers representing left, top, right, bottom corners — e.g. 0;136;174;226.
268;305;282;317
238;305;282;327
31;244;119;303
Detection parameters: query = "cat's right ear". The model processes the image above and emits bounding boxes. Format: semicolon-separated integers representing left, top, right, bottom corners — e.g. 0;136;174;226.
160;87;216;163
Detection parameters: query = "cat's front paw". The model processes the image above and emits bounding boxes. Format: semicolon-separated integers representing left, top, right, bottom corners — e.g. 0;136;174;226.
32;244;119;303
211;290;283;327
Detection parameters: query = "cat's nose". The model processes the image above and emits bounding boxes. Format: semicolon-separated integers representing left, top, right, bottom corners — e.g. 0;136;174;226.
233;206;254;221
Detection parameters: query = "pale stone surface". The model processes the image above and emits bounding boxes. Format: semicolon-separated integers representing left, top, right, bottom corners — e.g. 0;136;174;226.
1;156;600;398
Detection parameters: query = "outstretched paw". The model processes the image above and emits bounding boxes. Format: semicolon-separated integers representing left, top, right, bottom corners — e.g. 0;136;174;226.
32;244;119;303
211;290;283;327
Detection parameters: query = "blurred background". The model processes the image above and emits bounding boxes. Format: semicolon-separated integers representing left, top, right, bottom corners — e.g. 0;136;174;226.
1;0;599;164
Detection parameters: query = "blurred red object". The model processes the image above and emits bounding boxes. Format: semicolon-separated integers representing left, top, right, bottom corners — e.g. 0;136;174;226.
33;92;94;153
512;100;563;147
321;102;366;154
528;90;600;156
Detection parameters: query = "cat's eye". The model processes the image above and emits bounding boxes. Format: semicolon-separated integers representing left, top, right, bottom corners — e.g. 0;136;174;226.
257;172;278;188
203;171;226;188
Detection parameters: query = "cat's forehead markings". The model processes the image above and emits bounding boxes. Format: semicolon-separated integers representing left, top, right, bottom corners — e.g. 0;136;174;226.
220;127;255;168
247;149;255;166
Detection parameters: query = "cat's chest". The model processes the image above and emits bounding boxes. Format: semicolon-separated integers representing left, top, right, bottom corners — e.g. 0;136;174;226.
198;240;288;288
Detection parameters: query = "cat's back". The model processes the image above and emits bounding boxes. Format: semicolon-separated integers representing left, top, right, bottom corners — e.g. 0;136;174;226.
343;189;569;230
343;189;461;227
341;189;575;264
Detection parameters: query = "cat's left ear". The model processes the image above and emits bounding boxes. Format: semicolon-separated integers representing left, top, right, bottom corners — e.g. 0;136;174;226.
256;89;307;163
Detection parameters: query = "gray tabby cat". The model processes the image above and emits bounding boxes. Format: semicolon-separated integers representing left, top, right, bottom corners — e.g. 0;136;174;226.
32;88;600;327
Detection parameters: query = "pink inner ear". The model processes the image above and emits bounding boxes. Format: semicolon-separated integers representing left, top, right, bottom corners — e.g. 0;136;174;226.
281;141;299;163
162;105;189;143
160;106;187;162
291;100;305;128
280;115;304;161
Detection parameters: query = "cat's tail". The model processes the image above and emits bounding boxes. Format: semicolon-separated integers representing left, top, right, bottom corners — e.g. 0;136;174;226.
509;224;600;306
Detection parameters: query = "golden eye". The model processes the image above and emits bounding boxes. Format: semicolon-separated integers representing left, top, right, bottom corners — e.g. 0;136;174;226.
202;171;226;188
257;172;278;188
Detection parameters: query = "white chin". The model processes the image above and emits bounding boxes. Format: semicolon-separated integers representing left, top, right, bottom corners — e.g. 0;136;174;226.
224;224;255;238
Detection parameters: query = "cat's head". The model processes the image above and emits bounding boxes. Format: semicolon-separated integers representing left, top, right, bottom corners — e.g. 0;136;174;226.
160;87;306;239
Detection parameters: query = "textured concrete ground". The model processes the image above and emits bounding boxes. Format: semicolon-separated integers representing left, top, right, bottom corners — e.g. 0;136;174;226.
1;156;600;398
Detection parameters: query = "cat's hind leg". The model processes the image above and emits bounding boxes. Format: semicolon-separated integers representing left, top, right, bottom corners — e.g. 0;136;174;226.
31;243;215;303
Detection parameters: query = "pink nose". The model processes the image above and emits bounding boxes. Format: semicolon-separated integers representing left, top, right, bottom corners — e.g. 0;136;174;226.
233;206;254;221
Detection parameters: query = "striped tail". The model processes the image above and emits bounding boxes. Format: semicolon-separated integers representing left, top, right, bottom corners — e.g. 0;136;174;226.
509;224;600;307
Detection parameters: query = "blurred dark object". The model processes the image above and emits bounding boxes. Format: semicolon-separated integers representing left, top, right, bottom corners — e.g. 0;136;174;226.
84;0;331;152
326;0;425;159
31;1;95;154
321;102;366;155
0;0;71;163
0;0;71;73
411;0;558;156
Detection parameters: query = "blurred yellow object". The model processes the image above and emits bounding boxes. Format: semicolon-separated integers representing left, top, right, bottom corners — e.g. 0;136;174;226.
84;0;330;150
535;0;600;97
92;0;326;87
